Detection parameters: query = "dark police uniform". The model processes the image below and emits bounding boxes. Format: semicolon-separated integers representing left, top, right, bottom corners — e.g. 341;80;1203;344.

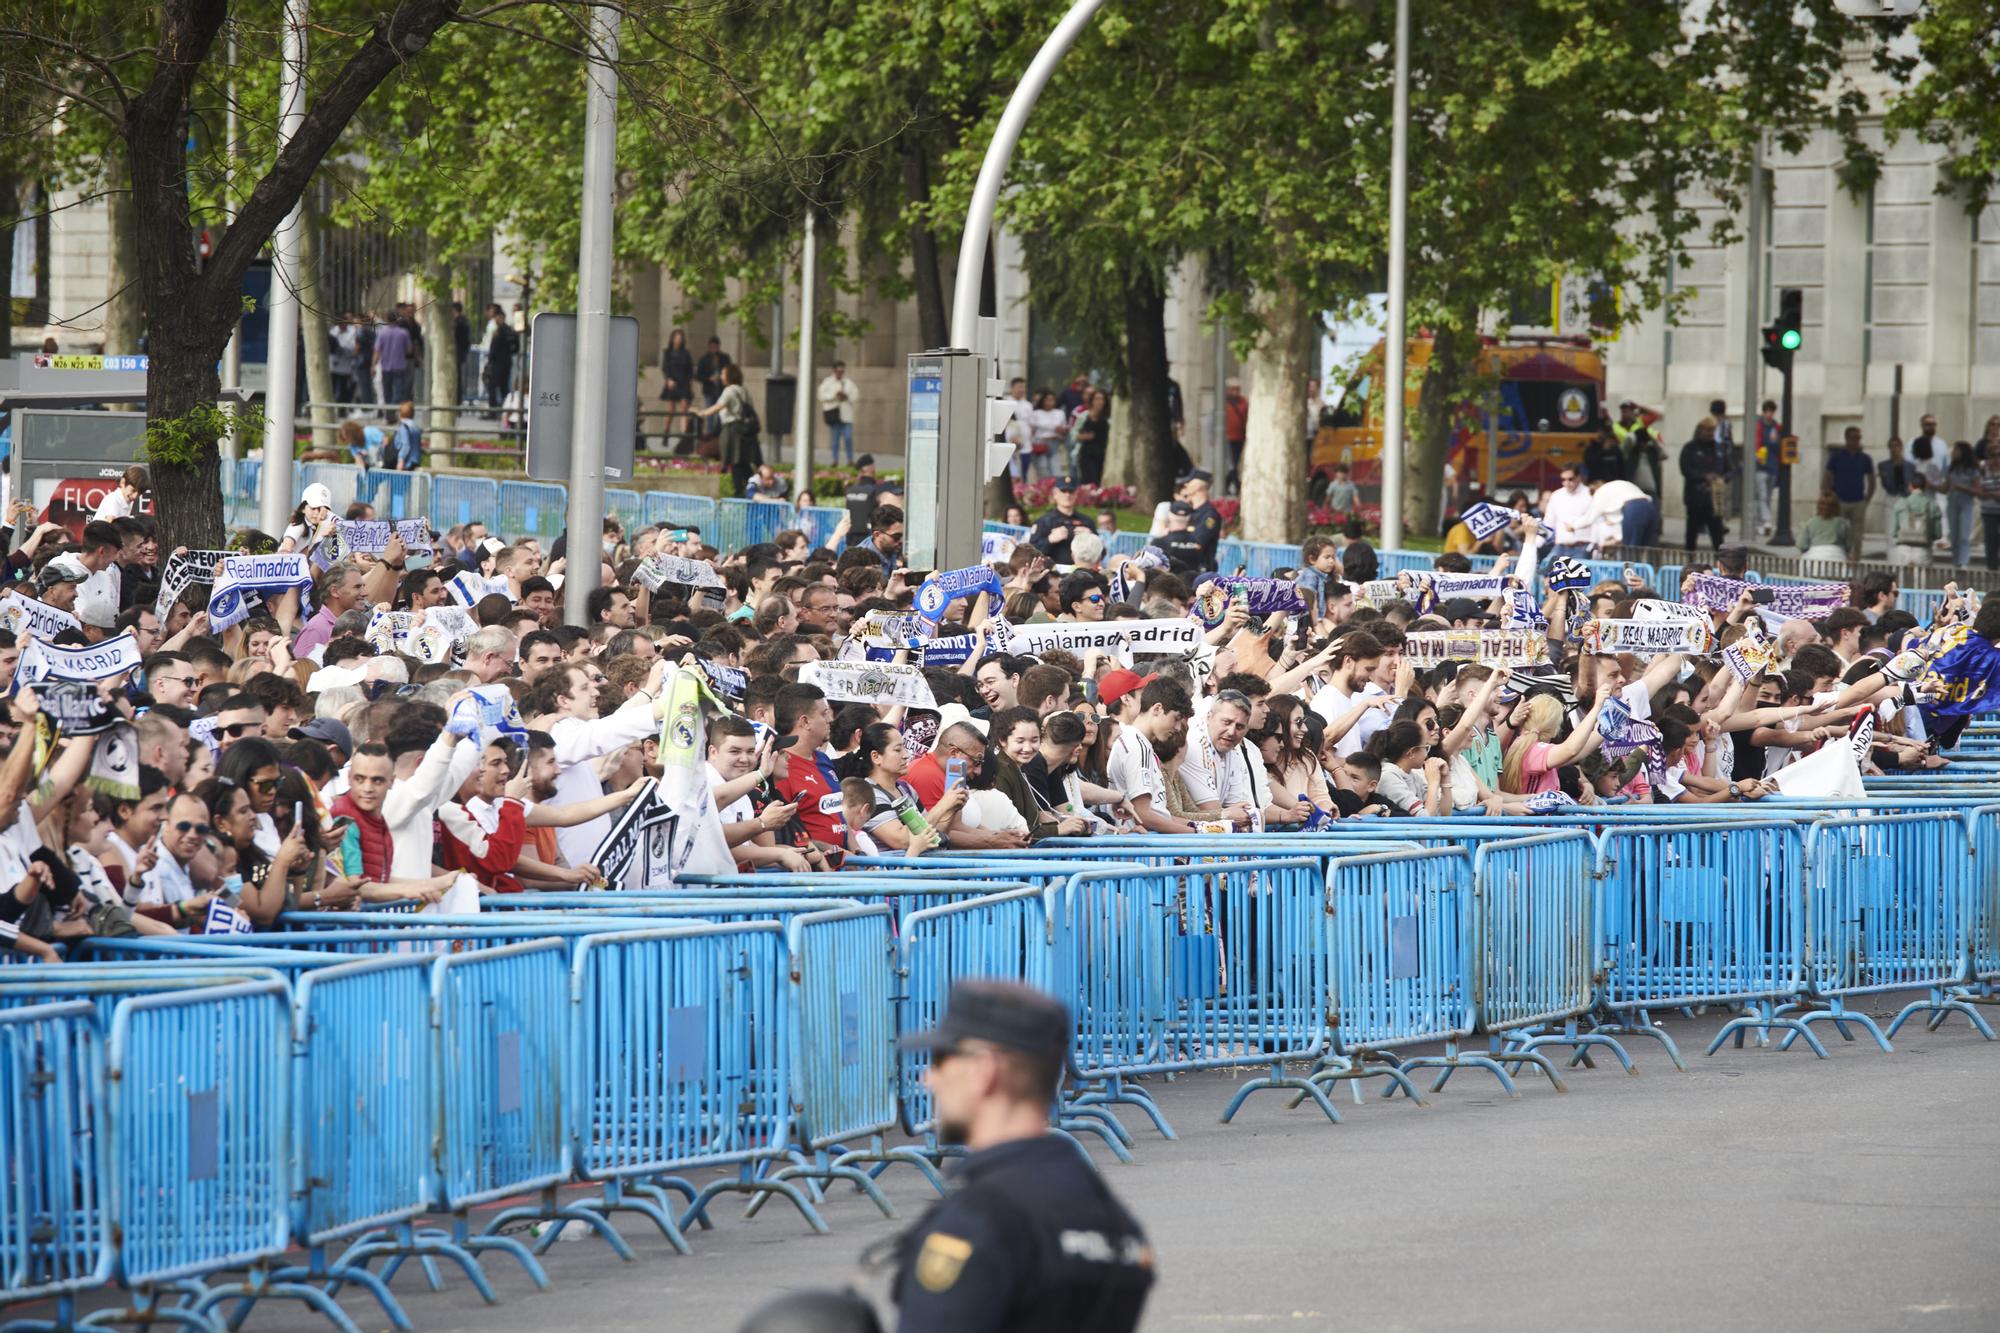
891;1135;1153;1333
1186;501;1223;569
1027;509;1094;566
846;475;880;530
1150;531;1207;574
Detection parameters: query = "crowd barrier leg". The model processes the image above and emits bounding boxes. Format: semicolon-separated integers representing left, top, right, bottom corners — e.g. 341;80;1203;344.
1885;989;1996;1041
1222;1060;1344;1125
1705;999;1829;1059
1774;998;1893;1054
1581;1009;1689;1072
1393;1036;1568;1098
1293;1046;1431;1108
1500;1017;1639;1076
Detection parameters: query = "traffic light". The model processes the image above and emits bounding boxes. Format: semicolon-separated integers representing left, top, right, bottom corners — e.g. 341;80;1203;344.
1762;288;1804;372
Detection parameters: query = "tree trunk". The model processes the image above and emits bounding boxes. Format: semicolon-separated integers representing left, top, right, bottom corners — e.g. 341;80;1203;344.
901;145;949;350
1240;282;1313;544
1121;268;1176;509
104;165;143;355
1407;318;1474;538
421;253;456;460
298;204;337;452
1102;393;1134;491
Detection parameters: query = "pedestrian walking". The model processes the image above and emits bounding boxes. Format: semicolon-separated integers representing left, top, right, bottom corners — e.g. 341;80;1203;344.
481;303;517;410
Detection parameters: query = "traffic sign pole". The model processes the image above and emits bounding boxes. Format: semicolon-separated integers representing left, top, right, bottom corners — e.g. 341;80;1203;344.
258;0;306;537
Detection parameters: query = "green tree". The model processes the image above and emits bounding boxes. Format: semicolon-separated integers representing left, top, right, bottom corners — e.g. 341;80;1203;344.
0;0;728;550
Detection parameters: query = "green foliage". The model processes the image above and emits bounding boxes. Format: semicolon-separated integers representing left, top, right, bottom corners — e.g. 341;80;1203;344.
141;401;265;471
1884;0;1996;209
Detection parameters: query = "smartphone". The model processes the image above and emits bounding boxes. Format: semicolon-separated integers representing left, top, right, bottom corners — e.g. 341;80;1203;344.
944;756;966;790
1749;588;1777;605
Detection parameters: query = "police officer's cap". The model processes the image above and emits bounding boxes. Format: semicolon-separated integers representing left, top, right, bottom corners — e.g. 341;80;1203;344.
1180;468;1213;486
1051;474;1078;491
855;454;876;469
899;979;1070;1064
736;1289;882;1333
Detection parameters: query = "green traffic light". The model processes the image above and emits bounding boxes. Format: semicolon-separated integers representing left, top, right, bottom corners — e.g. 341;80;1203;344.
1779;328;1801;351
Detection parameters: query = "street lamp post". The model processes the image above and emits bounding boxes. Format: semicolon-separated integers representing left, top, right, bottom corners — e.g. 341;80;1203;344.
562;4;619;625
1379;0;1411;551
258;0;306;536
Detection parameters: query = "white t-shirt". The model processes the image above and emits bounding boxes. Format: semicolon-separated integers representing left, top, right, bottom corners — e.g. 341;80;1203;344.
1343;684;1393;758
706;762;754;824
1544;484;1597;545
1308;681;1352;727
92;489;133;523
1656;761;1689;802
1107;727;1168;813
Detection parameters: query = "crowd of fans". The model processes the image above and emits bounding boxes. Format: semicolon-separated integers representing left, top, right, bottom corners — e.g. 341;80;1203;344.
0;462;1981;959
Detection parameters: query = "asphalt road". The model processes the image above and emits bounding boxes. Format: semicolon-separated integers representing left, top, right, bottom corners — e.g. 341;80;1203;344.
54;995;2000;1333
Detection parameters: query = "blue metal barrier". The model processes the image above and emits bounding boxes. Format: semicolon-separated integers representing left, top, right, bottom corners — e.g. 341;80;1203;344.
1376;550;1437;576
605;488;645;536
899;887;1053;1141
1052;859;1333;1126
643;491;718;532
497;480;567;543
1305;846;1474;1106
1593;821;1808;1067
0;1002;110;1310
1803;813;1975;1050
432;474;500;530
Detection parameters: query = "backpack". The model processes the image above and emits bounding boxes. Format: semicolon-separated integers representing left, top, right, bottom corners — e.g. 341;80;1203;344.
736;391;761;442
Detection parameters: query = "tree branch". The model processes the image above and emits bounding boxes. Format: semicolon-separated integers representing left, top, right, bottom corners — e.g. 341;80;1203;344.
202;0;465;319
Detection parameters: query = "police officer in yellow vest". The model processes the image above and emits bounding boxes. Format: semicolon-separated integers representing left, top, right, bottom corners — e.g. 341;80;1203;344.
1609;400;1666;500
887;980;1154;1333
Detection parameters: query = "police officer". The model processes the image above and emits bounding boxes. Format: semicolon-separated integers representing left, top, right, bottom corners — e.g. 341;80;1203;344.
1149;501;1207;573
846;454;881;530
1180;469;1223;570
1027;477;1095;566
885;980;1153;1332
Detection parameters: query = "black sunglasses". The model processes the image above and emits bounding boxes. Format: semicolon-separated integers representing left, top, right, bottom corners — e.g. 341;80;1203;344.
173;820;213;836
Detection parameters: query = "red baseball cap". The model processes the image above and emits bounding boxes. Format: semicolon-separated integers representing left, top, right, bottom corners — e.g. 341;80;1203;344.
1097;668;1157;708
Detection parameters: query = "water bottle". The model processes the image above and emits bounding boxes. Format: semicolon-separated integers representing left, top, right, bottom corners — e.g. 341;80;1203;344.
890;790;932;839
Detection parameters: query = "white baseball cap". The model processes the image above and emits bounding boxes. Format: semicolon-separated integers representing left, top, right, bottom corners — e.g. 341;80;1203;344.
301;482;334;510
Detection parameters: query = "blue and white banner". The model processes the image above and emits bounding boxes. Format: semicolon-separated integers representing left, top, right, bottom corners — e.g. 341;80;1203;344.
208;554;313;633
632;554;723;592
1597;696;1662;761
981;532;1017;565
1402;572;1509;618
1546;558;1592;593
448;683;529;746
0;594;82;642
694;657;745;700
202;900;258;936
152;548;239;620
443;568;486;608
337;517;433;555
1190;576;1307;627
916;634;978;667
1580;618;1712;658
1504;590;1547;632
32;680;116;734
15;631;141;687
1459;501;1514;541
1525;790;1578;813
914;566;1006;636
1687;573;1847;620
800;660;939;710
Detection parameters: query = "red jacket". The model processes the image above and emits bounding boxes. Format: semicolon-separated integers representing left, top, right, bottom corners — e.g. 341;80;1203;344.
437;799;529;895
330;792;390;882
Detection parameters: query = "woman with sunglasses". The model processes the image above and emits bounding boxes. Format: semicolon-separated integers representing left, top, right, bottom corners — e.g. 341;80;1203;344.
218;738;285;858
236;771;360;925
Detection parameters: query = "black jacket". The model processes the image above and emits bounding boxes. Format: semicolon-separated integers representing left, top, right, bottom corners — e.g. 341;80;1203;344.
891;1136;1152;1333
